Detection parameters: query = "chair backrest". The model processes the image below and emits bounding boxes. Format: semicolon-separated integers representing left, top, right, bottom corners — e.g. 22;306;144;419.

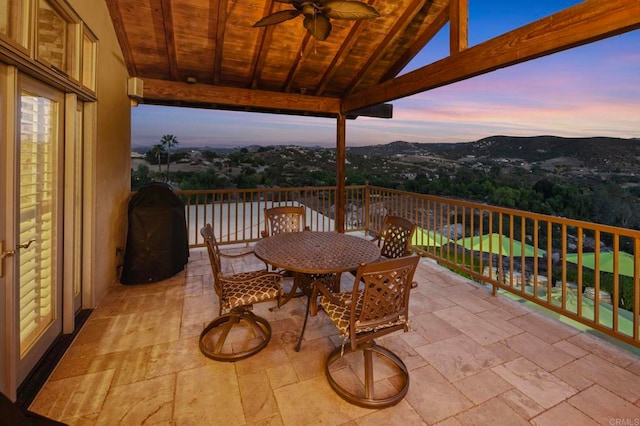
349;255;419;348
201;224;223;295
378;215;417;259
263;206;307;237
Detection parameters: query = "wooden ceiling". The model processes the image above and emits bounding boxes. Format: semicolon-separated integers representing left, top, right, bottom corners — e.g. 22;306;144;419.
106;0;640;118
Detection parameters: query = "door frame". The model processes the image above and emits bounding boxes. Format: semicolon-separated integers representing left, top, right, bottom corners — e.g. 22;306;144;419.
0;63;19;400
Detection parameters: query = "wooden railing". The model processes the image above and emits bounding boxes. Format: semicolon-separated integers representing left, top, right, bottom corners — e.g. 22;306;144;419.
175;185;640;349
177;186;367;246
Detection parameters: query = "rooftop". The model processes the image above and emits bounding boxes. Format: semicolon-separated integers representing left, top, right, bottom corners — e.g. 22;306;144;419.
30;246;640;424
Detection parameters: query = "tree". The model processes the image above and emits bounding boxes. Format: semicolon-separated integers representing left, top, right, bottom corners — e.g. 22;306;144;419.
131;164;151;190
160;134;179;179
147;144;165;174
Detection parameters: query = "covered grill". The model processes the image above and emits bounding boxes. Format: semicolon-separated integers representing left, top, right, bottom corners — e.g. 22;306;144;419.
120;182;189;284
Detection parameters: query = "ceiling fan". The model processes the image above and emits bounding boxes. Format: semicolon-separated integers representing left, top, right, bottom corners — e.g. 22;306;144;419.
253;0;380;41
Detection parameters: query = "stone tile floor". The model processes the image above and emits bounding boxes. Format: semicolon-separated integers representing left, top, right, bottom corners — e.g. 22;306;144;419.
29;247;640;425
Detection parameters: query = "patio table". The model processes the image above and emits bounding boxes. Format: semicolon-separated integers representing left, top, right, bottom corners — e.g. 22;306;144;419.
253;231;380;350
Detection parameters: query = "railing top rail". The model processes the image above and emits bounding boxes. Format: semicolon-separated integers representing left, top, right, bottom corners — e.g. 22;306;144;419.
367;185;640;239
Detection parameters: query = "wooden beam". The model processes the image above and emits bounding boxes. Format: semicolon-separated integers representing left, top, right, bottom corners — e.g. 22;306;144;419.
284;34;313;93
316;0;377;96
213;0;229;85
344;0;640;112
345;0;427;95
251;1;279;89
380;4;448;82
160;0;179;81
449;0;468;55
105;0;136;76
345;103;393;119
143;79;341;114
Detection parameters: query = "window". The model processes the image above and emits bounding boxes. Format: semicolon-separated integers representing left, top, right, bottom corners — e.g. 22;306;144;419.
36;0;79;80
0;0;30;49
81;27;96;91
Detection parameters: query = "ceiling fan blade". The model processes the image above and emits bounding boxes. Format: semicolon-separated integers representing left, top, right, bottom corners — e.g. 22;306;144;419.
303;14;331;41
323;0;380;20
253;10;302;27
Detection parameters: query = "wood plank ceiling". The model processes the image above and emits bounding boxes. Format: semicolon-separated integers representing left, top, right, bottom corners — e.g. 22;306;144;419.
105;0;640;117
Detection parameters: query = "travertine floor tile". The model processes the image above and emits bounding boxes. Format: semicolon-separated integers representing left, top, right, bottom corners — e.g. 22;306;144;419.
568;385;640;424
434;306;514;345
146;335;205;379
404;365;473;424
555;354;640;402
273;375;370;425
239;370;279;423
498;388;545;420
505;332;575;370
30;370;115;423
454;397;529;426
508;312;579;344
354;400;426;426
95;374;175;425
530;401;599;426
174;364;245;426
415;334;506;381
493;358;577;409
453;370;513;404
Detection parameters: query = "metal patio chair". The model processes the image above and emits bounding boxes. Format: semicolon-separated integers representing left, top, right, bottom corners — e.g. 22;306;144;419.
373;215;417;260
310;255;420;408
199;224;283;361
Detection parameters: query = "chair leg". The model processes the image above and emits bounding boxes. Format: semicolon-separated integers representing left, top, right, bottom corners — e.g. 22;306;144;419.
199;308;272;362
325;340;409;409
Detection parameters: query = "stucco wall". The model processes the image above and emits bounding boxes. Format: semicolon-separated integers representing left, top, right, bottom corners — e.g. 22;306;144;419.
68;0;131;305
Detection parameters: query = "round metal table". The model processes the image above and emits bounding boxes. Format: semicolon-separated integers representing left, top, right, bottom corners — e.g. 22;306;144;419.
253;231;381;275
253;231;380;351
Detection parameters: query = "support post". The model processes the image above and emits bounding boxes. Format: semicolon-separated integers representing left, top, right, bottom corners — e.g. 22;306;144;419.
336;114;346;233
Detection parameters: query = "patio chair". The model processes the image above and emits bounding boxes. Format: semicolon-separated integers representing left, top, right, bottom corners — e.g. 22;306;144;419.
310;255;420;408
373;215;417;259
262;205;309;238
262;205;312;297
199;224;283;361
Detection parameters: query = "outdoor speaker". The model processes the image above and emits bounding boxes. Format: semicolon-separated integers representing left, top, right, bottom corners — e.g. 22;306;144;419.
127;77;144;99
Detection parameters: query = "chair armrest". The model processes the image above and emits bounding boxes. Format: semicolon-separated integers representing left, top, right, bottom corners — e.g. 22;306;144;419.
221;271;283;284
219;249;255;259
309;278;350;316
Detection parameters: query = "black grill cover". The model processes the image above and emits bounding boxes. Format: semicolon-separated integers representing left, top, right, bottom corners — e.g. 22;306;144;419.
120;182;189;284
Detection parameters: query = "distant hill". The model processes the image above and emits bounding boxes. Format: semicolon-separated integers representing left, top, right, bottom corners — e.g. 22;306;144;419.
347;136;640;170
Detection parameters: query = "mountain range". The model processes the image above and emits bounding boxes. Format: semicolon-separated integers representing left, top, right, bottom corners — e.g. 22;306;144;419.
346;136;640;169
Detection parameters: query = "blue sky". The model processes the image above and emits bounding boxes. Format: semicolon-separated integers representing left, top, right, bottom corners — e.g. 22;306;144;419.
132;0;639;148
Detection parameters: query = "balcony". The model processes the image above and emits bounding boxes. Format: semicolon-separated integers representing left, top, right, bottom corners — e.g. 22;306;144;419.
28;185;640;423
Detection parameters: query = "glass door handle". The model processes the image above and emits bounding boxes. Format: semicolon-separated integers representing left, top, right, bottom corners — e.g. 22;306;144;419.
17;239;36;249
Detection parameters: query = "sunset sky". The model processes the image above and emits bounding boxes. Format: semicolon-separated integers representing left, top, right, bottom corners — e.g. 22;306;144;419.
131;0;640;148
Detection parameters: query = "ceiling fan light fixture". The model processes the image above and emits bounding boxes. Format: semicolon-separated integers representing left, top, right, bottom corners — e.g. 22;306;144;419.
253;0;380;40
